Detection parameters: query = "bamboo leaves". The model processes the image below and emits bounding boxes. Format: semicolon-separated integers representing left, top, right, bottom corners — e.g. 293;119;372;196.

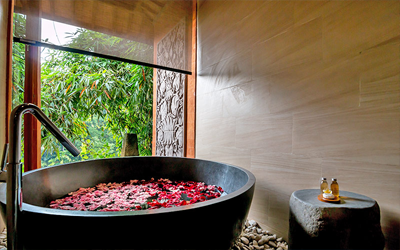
40;48;153;162
12;21;153;167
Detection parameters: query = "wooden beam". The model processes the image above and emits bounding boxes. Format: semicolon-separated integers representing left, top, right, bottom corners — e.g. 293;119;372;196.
5;0;15;144
152;68;157;156
185;0;197;158
23;0;41;171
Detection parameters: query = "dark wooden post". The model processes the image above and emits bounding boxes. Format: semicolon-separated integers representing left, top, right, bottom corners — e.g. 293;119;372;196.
185;0;197;158
24;0;42;171
5;0;15;146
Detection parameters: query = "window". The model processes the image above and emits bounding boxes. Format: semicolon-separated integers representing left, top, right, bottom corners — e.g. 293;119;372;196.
12;13;154;168
9;0;194;168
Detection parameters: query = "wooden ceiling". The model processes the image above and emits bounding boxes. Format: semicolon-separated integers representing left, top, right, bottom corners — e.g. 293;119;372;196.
14;0;183;45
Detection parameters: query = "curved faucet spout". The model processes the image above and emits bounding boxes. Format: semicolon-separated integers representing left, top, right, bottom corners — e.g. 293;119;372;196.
7;103;80;250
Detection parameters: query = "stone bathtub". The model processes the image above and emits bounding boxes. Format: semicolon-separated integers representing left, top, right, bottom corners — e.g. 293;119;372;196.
0;157;255;249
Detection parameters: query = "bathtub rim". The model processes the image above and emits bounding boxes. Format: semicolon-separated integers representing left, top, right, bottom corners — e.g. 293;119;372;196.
0;156;256;218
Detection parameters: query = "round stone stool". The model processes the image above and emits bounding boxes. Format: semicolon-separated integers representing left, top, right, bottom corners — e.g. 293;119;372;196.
289;189;384;249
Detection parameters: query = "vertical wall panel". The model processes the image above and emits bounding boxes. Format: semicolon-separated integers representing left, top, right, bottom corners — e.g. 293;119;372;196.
152;0;193;156
196;1;400;248
155;20;186;156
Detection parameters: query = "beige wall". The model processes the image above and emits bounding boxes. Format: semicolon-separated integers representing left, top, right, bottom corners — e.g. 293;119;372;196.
196;1;400;248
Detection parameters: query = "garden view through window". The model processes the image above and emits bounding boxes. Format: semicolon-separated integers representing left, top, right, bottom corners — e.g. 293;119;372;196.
12;13;153;168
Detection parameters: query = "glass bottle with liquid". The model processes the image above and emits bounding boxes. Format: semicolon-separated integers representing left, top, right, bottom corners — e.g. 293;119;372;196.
320;177;328;194
331;178;339;198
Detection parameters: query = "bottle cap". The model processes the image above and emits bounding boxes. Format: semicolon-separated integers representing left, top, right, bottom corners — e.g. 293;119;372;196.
332;178;337;181
321;177;326;180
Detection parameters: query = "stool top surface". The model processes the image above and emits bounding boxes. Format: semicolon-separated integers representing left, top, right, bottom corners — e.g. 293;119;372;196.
291;189;376;209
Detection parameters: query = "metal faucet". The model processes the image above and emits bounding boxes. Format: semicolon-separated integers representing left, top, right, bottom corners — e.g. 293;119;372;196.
6;103;80;250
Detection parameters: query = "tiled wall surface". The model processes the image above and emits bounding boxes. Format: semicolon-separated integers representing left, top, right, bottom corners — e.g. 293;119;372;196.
196;1;400;248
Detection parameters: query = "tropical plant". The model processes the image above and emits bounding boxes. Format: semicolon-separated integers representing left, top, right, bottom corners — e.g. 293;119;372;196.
12;13;26;108
41;48;153;162
12;14;153;167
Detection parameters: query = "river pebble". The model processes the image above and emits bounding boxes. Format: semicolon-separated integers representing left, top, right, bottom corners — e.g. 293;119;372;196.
241;236;250;245
232;219;288;250
0;228;6;249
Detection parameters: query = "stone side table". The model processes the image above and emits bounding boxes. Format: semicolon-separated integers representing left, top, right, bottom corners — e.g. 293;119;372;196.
289;189;384;249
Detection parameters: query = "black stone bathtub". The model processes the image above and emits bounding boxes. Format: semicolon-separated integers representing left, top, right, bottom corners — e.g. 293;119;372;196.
0;157;255;249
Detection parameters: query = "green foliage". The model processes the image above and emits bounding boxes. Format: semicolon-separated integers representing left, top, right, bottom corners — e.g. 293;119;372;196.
13;13;26;38
40;48;153;163
12;14;26;108
67;28;152;63
12;16;153;167
41;116;120;166
12;42;25;108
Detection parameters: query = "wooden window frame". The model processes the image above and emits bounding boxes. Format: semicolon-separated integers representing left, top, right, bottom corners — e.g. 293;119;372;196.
6;0;42;170
185;0;197;158
5;0;15;146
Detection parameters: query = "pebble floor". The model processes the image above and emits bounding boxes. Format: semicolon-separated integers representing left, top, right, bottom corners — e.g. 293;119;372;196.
0;228;5;249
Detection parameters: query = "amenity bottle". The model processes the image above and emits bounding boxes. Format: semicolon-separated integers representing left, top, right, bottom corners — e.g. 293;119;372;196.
320;177;328;194
331;178;339;198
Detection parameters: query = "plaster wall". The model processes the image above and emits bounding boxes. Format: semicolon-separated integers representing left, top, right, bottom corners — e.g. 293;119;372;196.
196;1;400;248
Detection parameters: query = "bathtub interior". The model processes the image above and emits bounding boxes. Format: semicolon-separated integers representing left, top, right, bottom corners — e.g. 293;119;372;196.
16;157;251;208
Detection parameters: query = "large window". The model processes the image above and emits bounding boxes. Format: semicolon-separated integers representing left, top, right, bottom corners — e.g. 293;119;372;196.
12;13;153;168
